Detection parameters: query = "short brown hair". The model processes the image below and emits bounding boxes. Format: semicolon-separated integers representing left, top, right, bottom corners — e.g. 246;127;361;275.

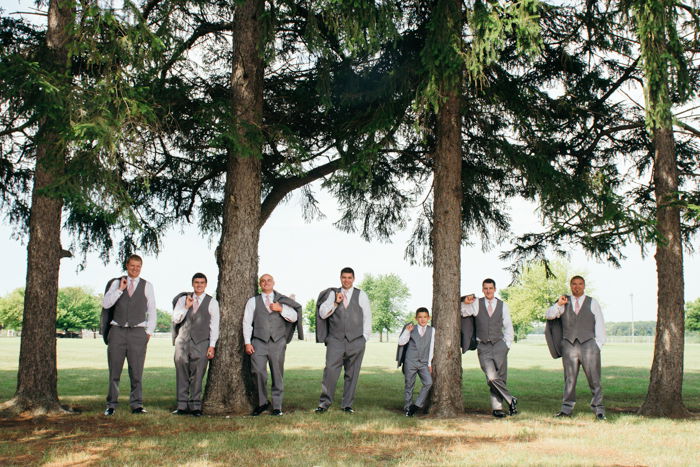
415;307;430;317
570;275;585;284
125;254;143;266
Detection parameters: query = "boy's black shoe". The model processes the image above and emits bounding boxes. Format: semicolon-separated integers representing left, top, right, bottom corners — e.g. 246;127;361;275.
271;409;283;416
131;407;148;414
492;410;506;418
342;407;355;414
251;402;270;416
104;408;115;416
406;404;419;417
509;397;518;416
596;413;607;421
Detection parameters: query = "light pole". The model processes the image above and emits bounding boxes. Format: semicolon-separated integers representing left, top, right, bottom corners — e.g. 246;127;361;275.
630;293;635;344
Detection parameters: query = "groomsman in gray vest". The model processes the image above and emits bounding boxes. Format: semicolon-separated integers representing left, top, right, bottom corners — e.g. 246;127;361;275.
461;278;518;418
396;307;434;416
546;275;606;420
101;254;156;416
243;274;302;416
171;273;219;416
315;267;371;414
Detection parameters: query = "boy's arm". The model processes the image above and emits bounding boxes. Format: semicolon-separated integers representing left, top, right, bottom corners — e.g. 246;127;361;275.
428;330;435;366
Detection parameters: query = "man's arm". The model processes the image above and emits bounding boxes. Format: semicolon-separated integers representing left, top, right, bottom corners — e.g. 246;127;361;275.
460;301;478;317
545;303;565;320
242;297;256;345
591;298;606;349
209;298;220;347
318;290;337;319
502;302;514;348
145;282;157;335
102;279;122;308
172;296;188;324
359;290;372;341
279;303;298;323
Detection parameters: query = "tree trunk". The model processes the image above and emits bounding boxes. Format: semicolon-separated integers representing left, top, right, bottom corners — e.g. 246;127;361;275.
202;0;264;415
638;127;689;418
1;0;72;416
429;0;463;414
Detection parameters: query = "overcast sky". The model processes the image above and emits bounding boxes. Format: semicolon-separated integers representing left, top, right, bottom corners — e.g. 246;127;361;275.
1;0;698;324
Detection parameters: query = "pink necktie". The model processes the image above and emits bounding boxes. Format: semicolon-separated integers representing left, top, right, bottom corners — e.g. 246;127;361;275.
343;291;349;308
128;279;135;297
487;300;494;317
419;326;425;337
574;298;581;314
265;295;272;313
193;296;200;314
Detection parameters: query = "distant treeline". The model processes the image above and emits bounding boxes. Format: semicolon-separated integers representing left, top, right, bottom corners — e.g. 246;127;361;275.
530;321;657;337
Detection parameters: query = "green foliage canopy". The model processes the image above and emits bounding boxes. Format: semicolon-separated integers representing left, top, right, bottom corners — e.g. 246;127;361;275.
359;273;410;338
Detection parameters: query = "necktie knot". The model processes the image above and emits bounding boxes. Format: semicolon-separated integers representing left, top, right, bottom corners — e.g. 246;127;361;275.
127;279;135;297
193;296;200;313
574;298;581;314
343;290;349;308
265;295;272;313
487;300;494;317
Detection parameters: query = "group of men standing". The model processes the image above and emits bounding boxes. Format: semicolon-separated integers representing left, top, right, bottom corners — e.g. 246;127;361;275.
100;257;606;420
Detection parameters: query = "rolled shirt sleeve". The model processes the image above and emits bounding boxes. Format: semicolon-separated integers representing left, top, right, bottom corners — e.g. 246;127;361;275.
429;330;435;365
242;297;256;345
318;290;337;319
590;297;606;349
398;327;411;346
144;281;157;335
102;279;123;309
546;303;565;319
280;303;298;323
359;290;372;341
501;302;514;348
208;297;220;347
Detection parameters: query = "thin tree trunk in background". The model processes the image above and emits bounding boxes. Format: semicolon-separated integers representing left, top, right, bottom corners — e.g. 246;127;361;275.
203;0;264;414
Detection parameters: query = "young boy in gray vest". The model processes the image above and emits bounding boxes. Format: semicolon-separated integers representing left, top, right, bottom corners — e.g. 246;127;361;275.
546;275;606;420
461;278;518;418
171;272;220;417
397;307;434;416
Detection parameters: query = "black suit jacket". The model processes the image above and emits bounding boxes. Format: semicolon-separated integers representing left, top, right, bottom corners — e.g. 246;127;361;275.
99;277;121;345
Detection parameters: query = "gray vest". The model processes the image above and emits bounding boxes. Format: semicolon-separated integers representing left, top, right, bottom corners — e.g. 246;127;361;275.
177;294;212;344
475;298;504;343
327;288;364;341
113;278;148;326
561;295;595;344
252;292;289;343
405;325;433;365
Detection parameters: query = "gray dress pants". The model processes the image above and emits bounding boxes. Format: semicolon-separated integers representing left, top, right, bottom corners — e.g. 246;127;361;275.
477;340;514;410
174;337;210;410
560;338;604;415
319;336;366;409
250;337;287;410
106;326;148;409
403;363;432;410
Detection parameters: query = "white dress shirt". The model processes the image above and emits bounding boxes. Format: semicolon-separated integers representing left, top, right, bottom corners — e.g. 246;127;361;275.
172;293;220;347
546;294;606;349
460;298;514;348
242;292;298;345
319;287;372;341
102;276;156;335
398;325;435;365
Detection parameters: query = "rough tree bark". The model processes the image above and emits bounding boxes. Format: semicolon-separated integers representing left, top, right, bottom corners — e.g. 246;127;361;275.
638;126;689;418
202;0;264;414
1;0;73;416
429;0;464;417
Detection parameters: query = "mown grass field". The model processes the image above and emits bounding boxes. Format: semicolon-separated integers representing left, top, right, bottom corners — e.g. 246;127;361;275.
1;337;699;466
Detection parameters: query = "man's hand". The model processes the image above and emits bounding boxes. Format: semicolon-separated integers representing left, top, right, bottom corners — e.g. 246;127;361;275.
185;294;194;309
463;294;476;305
428;366;432;375
119;277;128;291
245;344;255;355
557;295;568;306
269;302;283;313
207;346;215;359
146;333;151;343
335;292;344;304
406;324;414;332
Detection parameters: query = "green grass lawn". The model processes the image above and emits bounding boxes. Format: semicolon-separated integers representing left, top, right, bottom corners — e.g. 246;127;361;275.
1;338;699;466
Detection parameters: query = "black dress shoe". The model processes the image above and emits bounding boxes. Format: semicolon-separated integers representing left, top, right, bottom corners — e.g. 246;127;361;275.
131;407;148;414
509;397;518;416
271;409;283;416
171;409;189;415
104;408;115;416
406;404;419;417
596;413;607;421
492;410;506;418
342;407;355;414
554;411;571;418
191;409;203;417
251;402;270;416
314;406;327;414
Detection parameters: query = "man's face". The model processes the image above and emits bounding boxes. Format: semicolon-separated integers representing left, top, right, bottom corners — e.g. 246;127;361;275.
259;274;275;294
192;278;207;295
482;282;496;300
340;272;354;290
416;312;430;327
570;278;585;297
126;259;142;279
